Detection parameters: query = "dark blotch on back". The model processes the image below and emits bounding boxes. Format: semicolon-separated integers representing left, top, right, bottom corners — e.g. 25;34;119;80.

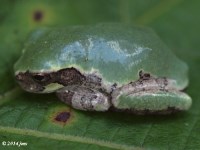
31;67;85;86
55;111;71;123
33;10;43;22
57;68;85;86
139;70;151;80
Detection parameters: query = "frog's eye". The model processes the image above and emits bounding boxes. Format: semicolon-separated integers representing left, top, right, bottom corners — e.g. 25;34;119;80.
32;74;51;83
33;74;45;81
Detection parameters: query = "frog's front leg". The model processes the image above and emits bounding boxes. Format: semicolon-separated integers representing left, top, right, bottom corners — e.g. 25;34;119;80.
111;75;192;114
56;86;111;111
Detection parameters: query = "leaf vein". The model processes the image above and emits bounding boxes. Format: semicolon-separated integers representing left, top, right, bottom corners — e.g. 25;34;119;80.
182;116;199;150
140;124;153;146
0;126;138;150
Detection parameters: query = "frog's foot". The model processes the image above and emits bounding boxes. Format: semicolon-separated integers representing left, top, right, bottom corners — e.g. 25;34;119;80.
111;76;192;115
56;86;111;111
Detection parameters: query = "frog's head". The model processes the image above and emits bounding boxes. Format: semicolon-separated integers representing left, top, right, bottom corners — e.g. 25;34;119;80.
14;68;85;93
15;71;59;93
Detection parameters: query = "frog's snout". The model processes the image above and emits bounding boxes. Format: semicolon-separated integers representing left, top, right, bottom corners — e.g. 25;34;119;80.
15;73;45;93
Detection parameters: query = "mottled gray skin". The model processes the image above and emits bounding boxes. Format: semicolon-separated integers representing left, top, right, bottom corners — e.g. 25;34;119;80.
55;70;191;114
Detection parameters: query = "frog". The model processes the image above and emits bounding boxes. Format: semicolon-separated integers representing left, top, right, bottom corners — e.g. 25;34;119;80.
14;23;192;114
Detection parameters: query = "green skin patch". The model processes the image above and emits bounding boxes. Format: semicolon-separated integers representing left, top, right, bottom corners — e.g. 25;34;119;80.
14;23;192;114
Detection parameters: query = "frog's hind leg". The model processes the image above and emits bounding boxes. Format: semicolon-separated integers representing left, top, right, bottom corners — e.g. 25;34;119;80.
56;86;111;111
111;76;192;115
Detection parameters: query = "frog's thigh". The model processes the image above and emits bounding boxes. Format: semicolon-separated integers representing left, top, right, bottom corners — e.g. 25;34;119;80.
111;88;192;114
56;86;110;111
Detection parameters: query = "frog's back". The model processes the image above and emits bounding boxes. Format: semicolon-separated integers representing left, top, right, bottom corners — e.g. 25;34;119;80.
14;24;188;89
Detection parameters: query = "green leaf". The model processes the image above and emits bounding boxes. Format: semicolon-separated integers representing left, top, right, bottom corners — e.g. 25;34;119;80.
0;0;199;149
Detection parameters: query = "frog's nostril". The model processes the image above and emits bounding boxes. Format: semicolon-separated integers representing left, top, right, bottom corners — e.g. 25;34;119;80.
15;74;23;81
